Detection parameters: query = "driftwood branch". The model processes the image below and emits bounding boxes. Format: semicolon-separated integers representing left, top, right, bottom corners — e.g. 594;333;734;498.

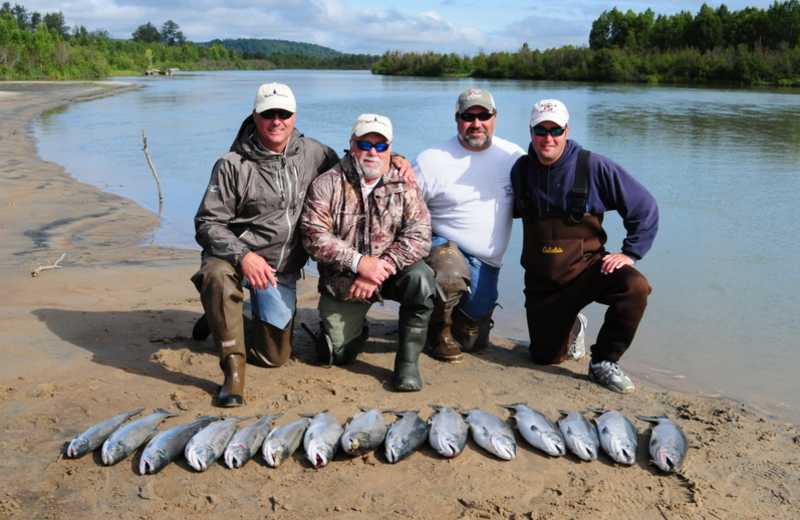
141;128;164;215
31;252;66;277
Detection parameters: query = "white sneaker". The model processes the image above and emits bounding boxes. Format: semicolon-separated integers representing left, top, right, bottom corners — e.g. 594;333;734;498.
588;360;635;394
567;314;587;361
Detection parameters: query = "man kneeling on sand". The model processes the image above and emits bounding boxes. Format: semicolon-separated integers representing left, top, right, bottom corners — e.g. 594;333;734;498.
300;114;435;391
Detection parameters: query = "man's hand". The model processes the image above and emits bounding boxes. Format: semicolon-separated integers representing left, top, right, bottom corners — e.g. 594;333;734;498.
356;256;396;284
601;253;635;274
240;252;277;290
391;155;416;182
348;276;380;300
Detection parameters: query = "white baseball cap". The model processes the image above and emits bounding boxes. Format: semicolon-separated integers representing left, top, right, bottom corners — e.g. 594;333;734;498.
254;82;296;113
352;114;393;142
530;99;569;127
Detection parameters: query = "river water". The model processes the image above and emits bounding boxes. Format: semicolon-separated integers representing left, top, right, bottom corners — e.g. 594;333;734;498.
33;70;800;423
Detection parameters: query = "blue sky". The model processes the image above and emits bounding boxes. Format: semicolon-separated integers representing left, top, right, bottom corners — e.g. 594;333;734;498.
23;1;776;54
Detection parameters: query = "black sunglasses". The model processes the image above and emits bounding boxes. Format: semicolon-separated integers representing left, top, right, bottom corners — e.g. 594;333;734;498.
457;111;495;122
532;125;566;137
355;140;390;152
259;109;293;120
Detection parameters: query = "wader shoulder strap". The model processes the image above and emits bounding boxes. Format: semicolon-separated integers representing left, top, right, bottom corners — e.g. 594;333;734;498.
512;155;532;219
570;149;591;225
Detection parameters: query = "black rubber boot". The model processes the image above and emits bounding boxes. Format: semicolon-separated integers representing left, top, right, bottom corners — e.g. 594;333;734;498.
313;322;368;367
394;324;427;392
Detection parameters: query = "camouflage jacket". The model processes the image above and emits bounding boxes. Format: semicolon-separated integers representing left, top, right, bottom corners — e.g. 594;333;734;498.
300;154;431;302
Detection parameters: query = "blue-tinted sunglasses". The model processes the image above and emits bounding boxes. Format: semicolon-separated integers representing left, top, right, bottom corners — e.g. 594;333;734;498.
532;125;566;137
355;140;390;152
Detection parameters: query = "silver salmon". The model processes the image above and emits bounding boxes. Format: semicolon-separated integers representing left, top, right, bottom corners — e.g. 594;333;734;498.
557;410;599;461
224;414;282;469
67;408;145;458
462;409;516;461
139;416;217;474
384;411;428;464
101;408;176;465
590;408;638;466
303;411;343;469
262;417;310;468
498;403;565;457
184;416;248;472
636;415;689;472
427;405;469;458
340;406;389;456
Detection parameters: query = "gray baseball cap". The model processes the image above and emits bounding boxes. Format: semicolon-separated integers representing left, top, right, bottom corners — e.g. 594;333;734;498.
455;88;496;114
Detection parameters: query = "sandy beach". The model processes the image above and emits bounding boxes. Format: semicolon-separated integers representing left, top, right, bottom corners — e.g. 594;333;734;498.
0;81;798;519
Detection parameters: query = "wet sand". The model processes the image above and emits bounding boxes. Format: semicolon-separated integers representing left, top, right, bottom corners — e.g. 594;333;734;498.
0;81;798;519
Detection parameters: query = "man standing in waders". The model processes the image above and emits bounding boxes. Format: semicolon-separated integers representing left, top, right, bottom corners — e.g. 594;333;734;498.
510;99;658;394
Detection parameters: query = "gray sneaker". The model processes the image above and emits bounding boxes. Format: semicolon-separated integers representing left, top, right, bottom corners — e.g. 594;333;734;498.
567;314;587;361
588;360;635;394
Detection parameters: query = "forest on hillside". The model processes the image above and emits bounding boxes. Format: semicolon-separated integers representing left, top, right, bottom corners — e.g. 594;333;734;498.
0;3;379;79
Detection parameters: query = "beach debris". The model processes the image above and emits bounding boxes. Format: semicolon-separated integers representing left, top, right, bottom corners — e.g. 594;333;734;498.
427;405;469;458
590;408;638;465
637;415;689;472
557;410;600;461
224;414;282;469
303;410;343;469
139;416;218;474
262;417;311;468
101;408;177;465
66;408;145;458
141;128;163;215
31;252;66;277
462;409;516;461
498;403;566;457
384;411;428;464
340;406;390;456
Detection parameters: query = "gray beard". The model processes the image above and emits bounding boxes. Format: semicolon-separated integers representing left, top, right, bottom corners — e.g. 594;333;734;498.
460;132;493;149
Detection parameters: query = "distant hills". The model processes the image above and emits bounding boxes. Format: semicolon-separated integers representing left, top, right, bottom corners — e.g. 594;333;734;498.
202;38;343;59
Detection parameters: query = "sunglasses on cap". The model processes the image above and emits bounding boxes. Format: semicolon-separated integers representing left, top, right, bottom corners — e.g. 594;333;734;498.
532;125;566;137
457;111;495;122
354;140;390;152
259;109;293;120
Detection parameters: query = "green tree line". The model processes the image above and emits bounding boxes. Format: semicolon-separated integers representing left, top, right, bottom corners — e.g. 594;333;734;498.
373;1;800;86
0;2;378;79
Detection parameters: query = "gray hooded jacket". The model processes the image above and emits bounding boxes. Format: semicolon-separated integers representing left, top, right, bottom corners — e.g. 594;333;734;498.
194;115;339;273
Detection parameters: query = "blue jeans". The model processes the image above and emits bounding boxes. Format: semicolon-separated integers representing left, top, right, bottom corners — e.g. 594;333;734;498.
431;236;500;318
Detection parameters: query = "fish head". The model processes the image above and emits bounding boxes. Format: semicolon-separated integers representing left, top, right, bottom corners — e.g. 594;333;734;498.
306;439;334;468
490;435;516;461
541;431;567;457
653;446;683;472
385;438;409;464
185;444;217;472
139;448;169;475
263;440;289;468
224;445;250;469
430;433;464;458
608;437;637;465
341;432;372;456
100;441;126;466
573;436;599;461
67;437;89;458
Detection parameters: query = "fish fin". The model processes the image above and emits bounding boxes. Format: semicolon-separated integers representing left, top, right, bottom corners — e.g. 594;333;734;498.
556;409;570;416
